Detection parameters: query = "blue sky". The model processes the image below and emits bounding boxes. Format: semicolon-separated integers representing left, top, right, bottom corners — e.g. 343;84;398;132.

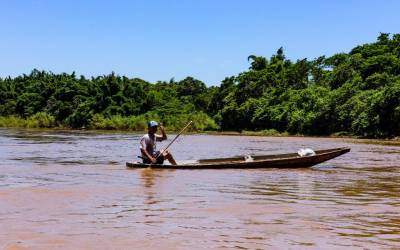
1;0;399;85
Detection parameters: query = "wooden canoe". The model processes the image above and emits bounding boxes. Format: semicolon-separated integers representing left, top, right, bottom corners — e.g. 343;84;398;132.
126;147;350;169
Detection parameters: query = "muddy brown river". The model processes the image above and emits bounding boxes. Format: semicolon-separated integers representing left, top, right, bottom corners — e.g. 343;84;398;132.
0;128;399;249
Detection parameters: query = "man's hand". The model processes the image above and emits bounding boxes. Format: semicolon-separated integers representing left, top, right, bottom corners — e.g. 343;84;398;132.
160;149;168;157
150;156;157;164
158;122;167;141
159;123;165;132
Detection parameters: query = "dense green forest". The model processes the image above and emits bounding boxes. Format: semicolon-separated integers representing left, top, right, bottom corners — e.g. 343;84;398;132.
1;33;399;138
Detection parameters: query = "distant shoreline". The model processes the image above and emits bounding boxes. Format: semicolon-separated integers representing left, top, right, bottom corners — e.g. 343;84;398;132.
1;125;399;146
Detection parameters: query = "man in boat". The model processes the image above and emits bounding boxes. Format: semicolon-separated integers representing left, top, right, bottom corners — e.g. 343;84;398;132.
140;121;177;165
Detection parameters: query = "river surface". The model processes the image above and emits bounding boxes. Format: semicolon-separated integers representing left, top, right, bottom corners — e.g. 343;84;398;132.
0;128;399;249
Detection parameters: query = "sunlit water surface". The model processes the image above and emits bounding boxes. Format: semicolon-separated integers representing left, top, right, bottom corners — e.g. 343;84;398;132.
0;128;399;249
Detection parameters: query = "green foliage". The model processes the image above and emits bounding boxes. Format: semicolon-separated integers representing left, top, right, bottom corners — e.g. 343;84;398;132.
87;112;216;131
0;116;27;127
0;112;55;128
26;112;56;128
214;33;400;138
0;33;399;137
89;114;148;130
241;129;283;136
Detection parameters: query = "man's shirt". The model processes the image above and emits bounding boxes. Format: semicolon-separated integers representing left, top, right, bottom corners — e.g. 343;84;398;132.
140;133;163;158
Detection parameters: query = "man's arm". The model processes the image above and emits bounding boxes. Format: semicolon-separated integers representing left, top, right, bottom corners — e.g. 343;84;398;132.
156;124;167;141
141;148;157;163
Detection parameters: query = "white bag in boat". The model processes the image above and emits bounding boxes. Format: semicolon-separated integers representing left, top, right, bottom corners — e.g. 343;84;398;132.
297;148;316;157
244;155;254;162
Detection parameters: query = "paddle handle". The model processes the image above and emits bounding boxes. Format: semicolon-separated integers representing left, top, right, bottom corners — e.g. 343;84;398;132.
161;120;192;153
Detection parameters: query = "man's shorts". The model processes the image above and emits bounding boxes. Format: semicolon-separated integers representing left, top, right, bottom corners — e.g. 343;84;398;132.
143;151;165;164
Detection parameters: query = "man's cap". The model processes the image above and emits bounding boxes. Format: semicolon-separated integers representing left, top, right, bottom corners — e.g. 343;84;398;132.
148;121;159;128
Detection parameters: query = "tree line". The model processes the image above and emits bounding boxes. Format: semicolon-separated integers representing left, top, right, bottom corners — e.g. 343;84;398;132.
1;33;399;138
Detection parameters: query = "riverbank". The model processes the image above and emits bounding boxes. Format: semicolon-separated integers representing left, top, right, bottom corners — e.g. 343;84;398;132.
207;130;400;146
0;113;217;132
2;114;400;144
1;125;400;147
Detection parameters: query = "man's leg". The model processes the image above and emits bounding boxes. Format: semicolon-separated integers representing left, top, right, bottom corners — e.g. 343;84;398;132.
162;150;177;165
